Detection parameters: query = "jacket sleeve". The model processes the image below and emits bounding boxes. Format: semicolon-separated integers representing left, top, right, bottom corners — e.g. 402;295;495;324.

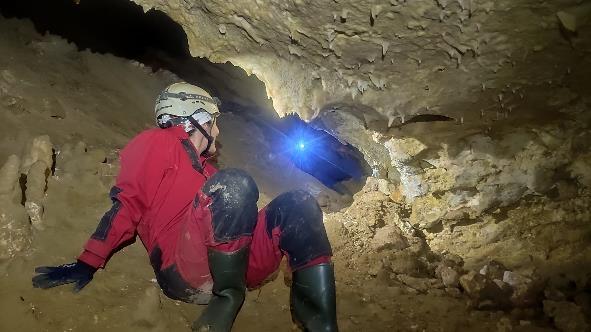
78;134;171;269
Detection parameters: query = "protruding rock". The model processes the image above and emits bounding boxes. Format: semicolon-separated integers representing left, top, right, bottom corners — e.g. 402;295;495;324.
410;194;446;229
386;250;427;277
441;252;464;269
371;224;408;252
479;260;507;280
556;3;591;33
503;271;539;307
459;271;511;309
21;135;53;174
25;160;50;230
439;266;460;288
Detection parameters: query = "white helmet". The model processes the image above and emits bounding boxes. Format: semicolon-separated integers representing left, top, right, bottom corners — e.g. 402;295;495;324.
155;82;220;130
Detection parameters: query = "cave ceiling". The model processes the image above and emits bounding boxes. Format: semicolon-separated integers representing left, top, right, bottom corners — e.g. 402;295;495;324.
131;0;590;127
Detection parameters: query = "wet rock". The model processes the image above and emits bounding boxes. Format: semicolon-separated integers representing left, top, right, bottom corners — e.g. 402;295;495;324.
543;300;589;332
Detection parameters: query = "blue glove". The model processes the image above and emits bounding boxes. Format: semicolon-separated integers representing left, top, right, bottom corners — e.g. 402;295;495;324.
32;260;97;292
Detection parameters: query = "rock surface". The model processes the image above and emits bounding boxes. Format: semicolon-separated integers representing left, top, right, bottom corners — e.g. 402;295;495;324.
543;300;590;332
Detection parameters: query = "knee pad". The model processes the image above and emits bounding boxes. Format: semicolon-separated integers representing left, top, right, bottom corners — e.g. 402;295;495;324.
202;169;259;242
265;190;332;269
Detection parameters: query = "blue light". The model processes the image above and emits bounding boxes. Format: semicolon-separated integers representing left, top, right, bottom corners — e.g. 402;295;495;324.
298;142;305;150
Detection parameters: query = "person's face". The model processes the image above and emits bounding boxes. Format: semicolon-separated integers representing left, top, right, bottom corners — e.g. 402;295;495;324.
191;119;220;155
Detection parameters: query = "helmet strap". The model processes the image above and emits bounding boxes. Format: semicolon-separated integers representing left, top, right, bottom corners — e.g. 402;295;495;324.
188;116;214;156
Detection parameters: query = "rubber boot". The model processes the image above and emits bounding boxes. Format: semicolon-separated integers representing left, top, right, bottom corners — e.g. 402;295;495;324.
192;246;249;332
291;263;338;332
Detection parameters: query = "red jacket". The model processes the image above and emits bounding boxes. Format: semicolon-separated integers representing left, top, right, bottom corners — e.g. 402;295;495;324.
79;126;217;287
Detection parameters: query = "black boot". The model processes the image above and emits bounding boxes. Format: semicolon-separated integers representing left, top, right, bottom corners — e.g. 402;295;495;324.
291;263;338;332
193;246;249;332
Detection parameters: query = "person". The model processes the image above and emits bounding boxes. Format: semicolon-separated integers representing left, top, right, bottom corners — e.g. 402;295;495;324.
32;83;338;332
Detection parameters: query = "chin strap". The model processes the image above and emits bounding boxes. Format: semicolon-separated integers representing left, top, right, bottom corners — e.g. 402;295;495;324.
187;117;214;156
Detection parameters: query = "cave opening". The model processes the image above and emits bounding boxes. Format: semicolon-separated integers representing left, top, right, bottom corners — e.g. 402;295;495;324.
0;0;369;192
229;104;371;191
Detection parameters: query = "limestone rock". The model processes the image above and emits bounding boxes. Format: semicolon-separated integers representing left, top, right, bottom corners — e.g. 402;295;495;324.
459;271;511;309
479;260;507;280
0;155;21;201
385;250;426;277
410;194;446;229
363;177;392;196
0;155;30;260
25;160;50;230
543;300;590;332
21;135;53;175
503;271;539;307
438;266;460;288
441;252;464;269
370;224;408;252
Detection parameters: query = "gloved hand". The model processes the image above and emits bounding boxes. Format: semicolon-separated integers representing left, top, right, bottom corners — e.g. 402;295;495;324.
32;260;97;292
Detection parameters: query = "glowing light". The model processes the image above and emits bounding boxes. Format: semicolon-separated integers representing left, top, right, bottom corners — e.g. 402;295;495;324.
298;142;305;150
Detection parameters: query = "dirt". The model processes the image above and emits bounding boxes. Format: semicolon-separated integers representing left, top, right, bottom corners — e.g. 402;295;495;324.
1;16;589;332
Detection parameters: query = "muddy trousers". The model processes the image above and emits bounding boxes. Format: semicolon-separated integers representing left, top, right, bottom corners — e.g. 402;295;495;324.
150;169;333;299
